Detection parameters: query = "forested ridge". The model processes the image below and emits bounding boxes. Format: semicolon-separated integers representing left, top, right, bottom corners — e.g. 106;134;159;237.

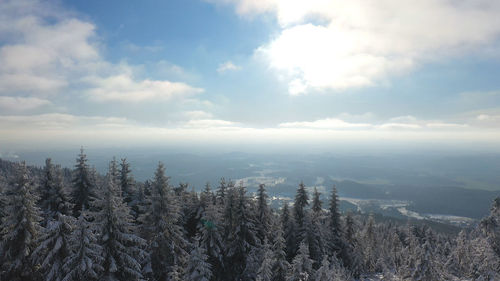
0;149;499;281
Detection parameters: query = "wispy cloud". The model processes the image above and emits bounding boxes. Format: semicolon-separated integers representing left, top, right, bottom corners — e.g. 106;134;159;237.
86;74;204;103
0;96;51;112
279;118;372;129
217;61;242;73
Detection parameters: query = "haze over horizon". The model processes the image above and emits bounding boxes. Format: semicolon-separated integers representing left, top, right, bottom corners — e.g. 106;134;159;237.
1;0;500;151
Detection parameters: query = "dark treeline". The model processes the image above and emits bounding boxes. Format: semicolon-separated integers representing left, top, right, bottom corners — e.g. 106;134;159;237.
0;149;499;281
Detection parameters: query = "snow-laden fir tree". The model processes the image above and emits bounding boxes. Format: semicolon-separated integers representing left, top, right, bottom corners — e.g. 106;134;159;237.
256;183;271;243
312;187;322;214
96;159;146;281
445;230;472;278
225;183;259;280
326;186;343;255
411;239;442;281
270;219;290;281
198;199;224;278
120;158;135;205
362;214;378;273
185;240;212;281
256;242;273;281
32;163;75;281
71;148;95;216
314;255;333;281
304;211;324;269
288;242;314;281
216;177;227;206
61;210;103;281
141;162;188;280
293;182;309;246
481;197;500;258
282;202;297;262
42;163;72;220
39;158;56;224
0;162;42;281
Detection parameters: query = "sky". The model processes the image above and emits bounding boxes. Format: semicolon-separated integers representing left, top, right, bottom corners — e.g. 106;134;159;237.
1;0;500;153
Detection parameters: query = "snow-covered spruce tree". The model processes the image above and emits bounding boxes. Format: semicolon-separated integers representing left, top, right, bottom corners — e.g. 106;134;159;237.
256;183;271;243
216;177;227;206
62;210;103;281
198;199;224;278
288;242;314;281
39;158;56;224
120;158;135;205
311;187;322;214
282;202;297;262
32;212;74;281
0;162;42;281
32;164;75;281
185;240;212;281
270;220;290;281
225;183;259;280
481;197;500;258
314;256;333;281
445;230;472;278
44;164;72;220
411;239;442;281
167;264;183;281
362;214;379;273
343;212;362;277
141;162;188;280
71;148;96;217
96;160;146;281
256;242;273;281
303;211;323;269
293;182;309;244
326;186;343;255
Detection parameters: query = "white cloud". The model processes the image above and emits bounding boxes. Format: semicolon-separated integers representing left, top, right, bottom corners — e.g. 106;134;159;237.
377;123;423;130
0;113;128;130
217;61;242;73
216;0;500;94
0;0;204;107
183;119;237;128
279;118;371;129
183;110;214;120
86;74;204;102
0;96;51;112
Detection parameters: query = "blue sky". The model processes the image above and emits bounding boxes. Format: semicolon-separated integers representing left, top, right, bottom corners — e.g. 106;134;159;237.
1;0;500;152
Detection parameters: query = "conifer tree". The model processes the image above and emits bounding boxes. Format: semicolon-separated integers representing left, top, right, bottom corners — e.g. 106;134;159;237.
304;212;323;269
97;160;146;281
216;177;227;206
314;256;333;281
62;210;103;281
0;162;42;281
185;241;212;281
198;198;224;278
288;242;314;281
312;187;322;214
256;243;273;281
39;158;56;223
293;182;309;230
33;164;74;281
327;186;342;255
71;148;95;216
119;158;135;205
225;184;259;280
142;162;188;280
270;223;290;281
282;202;297;261
256;183;271;243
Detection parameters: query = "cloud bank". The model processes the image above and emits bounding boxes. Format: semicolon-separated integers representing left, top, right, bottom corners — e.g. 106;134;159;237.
212;0;500;94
